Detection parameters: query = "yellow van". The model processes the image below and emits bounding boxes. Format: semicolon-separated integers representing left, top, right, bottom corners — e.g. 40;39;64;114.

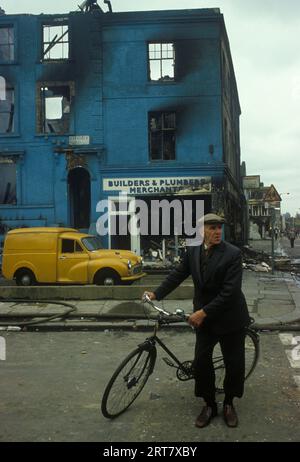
2;227;146;286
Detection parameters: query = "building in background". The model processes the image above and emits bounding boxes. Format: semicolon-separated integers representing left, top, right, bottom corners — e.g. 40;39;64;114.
0;4;246;255
243;175;282;240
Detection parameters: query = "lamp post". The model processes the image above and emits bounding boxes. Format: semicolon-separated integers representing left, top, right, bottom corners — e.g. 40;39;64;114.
271;207;275;274
268;206;281;274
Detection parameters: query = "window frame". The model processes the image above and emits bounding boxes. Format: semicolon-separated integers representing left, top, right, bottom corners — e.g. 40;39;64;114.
0;156;19;206
148;111;176;162
36;81;75;135
41;20;70;62
0;81;16;135
147;42;176;82
0;24;15;63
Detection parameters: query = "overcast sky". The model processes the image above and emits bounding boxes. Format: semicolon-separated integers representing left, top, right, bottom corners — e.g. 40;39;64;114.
2;0;300;216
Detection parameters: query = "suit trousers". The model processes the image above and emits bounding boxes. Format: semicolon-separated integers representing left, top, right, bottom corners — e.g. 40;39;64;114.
193;327;246;401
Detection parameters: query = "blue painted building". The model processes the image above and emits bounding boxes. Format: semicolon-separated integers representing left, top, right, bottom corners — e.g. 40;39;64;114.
0;5;246;255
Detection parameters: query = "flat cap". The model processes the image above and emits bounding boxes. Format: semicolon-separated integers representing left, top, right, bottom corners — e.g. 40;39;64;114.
198;213;226;224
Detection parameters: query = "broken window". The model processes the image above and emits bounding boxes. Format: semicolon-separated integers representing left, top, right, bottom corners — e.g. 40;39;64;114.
0;159;17;204
0;84;14;133
149;112;176;161
148;43;175;81
37;84;72;134
43;22;69;60
0;26;14;61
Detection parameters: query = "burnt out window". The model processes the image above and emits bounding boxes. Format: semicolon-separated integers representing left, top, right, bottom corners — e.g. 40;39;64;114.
0;159;17;205
0;84;14;133
43;22;69;60
148;43;175;81
149;112;176;161
0;26;14;61
37;83;73;134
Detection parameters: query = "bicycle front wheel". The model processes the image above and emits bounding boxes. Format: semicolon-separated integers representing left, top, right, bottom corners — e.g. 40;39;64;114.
101;346;157;418
214;328;259;393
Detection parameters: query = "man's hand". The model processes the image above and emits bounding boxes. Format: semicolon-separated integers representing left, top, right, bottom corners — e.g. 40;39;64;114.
142;291;156;301
188;309;207;328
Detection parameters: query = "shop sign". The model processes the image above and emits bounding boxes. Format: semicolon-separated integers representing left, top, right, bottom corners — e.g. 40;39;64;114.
103;177;211;195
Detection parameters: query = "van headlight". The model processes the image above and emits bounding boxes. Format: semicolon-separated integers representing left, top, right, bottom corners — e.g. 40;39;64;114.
127;260;132;269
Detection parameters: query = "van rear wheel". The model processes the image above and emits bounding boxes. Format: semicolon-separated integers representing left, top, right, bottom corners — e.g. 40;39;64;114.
15;269;36;286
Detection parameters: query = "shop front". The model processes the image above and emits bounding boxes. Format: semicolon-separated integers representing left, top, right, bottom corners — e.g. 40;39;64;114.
100;175;212;264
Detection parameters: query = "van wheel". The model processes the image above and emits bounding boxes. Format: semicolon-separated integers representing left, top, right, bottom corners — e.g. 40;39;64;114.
94;269;121;286
15;269;36;286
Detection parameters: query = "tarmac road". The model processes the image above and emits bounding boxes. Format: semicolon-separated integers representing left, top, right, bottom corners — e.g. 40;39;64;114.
0;329;300;443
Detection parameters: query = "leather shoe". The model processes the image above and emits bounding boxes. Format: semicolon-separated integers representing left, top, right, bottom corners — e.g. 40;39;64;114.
223;404;238;427
195;405;218;428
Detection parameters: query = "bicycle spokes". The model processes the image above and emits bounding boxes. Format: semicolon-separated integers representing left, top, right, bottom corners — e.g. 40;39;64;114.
101;347;156;418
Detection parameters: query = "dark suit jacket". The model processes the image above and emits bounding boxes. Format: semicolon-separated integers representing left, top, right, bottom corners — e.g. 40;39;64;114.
154;241;251;335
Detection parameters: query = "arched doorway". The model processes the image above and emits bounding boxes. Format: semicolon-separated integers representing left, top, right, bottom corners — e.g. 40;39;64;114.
68;167;91;230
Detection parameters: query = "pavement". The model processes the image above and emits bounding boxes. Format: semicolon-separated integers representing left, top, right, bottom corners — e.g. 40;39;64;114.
1;237;300;331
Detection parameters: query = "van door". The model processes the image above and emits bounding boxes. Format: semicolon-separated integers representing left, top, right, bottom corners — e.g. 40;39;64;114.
57;238;89;283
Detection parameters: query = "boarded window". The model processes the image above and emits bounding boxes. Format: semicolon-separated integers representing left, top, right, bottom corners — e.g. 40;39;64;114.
43;23;69;60
0;26;14;61
148;43;175;81
0;85;14;133
38;84;71;134
0;160;17;204
149;112;176;161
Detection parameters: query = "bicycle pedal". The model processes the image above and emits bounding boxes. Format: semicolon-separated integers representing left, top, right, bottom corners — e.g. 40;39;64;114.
162;357;177;368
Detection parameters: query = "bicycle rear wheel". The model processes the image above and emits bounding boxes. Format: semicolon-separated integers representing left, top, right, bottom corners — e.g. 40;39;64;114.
101;346;157;418
214;328;259;393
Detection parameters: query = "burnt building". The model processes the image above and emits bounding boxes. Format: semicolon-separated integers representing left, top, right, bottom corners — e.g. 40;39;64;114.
243;175;282;239
0;4;246;254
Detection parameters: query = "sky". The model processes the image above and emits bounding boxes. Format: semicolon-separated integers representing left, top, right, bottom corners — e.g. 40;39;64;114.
1;0;300;216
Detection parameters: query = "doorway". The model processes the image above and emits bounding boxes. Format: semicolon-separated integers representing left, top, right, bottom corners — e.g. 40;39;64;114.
108;196;140;253
68;167;91;230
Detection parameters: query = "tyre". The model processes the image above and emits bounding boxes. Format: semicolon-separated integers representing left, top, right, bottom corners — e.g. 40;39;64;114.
15;269;36;286
214;328;259;393
94;269;121;286
101;346;157;418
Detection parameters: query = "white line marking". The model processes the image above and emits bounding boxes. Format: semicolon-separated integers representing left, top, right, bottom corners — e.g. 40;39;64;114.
285;350;300;369
279;333;294;346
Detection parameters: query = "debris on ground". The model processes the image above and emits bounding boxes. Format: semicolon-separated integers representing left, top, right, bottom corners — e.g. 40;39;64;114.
242;245;300;274
242;246;272;272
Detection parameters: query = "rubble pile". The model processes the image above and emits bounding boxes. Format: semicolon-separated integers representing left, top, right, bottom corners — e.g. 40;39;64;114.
242;246;272;272
242;245;300;274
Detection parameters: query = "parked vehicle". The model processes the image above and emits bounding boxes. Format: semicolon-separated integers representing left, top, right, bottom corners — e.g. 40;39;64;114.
2;227;146;286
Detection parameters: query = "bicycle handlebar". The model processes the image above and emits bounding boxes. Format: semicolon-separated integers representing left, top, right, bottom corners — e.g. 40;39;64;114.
142;294;189;321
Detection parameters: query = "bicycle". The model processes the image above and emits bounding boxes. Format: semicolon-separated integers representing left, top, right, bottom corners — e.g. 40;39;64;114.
101;295;260;419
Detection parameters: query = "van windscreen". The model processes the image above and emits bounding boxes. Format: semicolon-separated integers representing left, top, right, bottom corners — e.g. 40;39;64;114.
82;236;103;251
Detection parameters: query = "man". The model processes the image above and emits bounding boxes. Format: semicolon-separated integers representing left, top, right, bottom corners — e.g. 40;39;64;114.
143;213;251;428
289;230;296;248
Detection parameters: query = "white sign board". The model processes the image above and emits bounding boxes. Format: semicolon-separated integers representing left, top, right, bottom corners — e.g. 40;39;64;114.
103;177;211;195
69;135;90;146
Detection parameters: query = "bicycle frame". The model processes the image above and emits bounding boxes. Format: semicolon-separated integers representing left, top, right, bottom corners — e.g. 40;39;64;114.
139;333;187;371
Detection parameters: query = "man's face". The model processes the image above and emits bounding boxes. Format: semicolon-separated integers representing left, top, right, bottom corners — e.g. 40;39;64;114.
204;224;222;247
